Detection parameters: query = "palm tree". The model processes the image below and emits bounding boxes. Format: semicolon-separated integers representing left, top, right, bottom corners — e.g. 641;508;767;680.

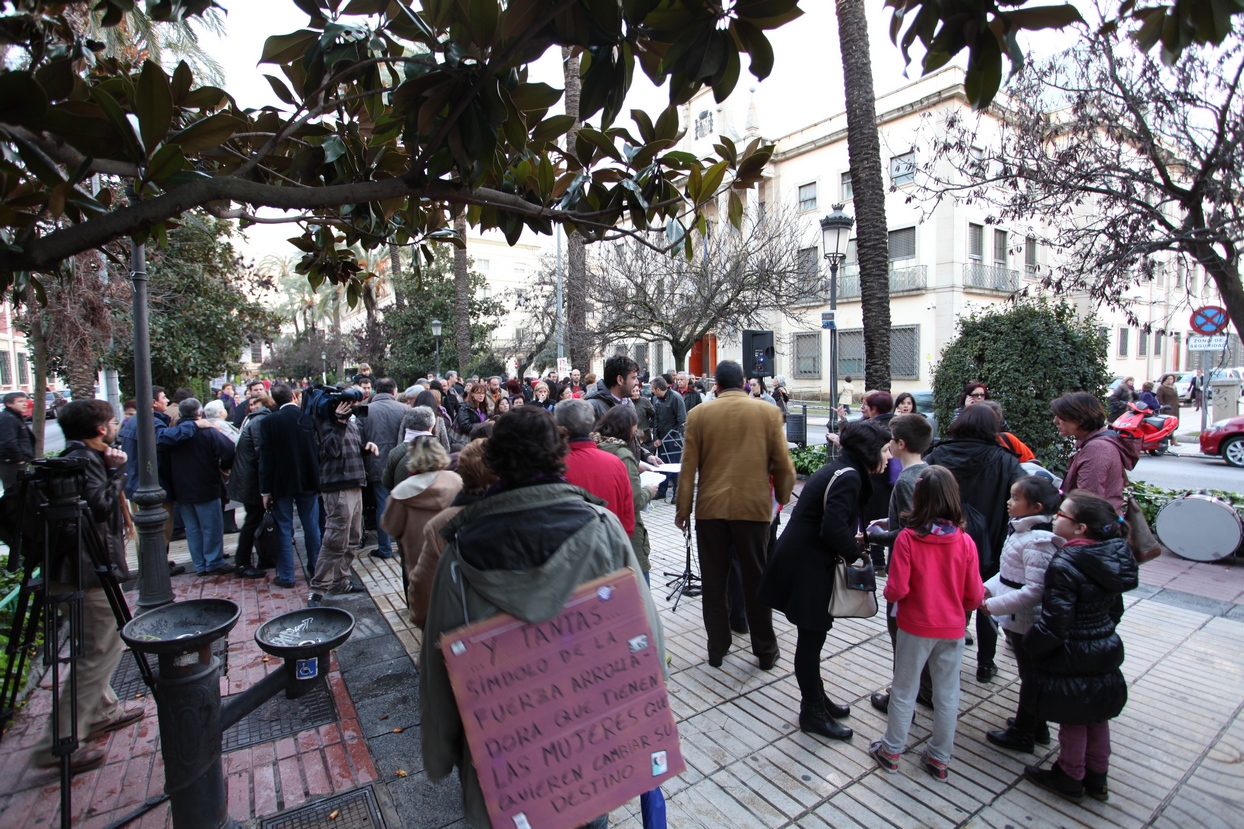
835;0;891;390
453;212;471;375
74;5;226;84
563;46;591;373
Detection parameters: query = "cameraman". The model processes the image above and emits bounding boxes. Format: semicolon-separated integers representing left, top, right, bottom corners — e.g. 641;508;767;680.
32;400;143;773
310;395;378;606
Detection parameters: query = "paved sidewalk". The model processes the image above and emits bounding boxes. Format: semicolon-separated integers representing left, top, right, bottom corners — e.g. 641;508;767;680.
4;497;1243;828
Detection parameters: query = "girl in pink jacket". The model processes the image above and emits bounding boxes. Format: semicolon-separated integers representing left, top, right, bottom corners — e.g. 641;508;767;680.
870;466;985;782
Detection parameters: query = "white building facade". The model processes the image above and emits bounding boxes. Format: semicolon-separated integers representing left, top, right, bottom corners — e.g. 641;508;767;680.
615;68;1222;395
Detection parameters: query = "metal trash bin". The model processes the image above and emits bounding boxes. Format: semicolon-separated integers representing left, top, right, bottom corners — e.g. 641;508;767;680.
786;411;807;449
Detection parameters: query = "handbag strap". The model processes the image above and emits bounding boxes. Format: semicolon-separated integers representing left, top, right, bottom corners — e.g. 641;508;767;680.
821;466;860;561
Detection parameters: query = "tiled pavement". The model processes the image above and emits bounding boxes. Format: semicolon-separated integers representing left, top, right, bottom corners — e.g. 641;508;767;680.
4;496;1244;828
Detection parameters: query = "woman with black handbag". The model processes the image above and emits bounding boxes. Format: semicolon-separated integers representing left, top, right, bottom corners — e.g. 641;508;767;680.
758;419;891;741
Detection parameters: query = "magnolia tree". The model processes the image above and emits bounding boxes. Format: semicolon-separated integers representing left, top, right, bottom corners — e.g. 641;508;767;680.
0;0;803;301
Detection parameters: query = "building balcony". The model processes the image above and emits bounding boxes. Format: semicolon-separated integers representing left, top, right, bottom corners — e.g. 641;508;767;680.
835;263;928;300
964;262;1020;293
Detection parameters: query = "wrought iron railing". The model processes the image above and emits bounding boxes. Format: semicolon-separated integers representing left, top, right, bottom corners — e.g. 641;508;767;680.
964;262;1020;292
834;263;927;300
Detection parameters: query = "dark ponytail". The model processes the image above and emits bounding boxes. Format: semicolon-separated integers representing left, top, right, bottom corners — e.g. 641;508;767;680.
1063;490;1130;542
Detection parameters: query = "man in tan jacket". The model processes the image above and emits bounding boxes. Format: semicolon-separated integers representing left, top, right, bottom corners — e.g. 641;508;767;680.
676;360;796;669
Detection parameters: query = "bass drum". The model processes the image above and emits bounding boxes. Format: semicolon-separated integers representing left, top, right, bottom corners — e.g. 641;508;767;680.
1153;494;1243;562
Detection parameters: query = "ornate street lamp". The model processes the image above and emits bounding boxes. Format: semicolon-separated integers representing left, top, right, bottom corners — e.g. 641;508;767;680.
431;318;443;378
820;205;854;426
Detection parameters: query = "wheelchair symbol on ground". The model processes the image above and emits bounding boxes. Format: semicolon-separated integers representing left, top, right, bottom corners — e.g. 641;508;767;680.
1191;306;1229;336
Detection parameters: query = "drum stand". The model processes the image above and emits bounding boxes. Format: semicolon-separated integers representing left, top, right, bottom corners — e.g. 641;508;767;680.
664;526;701;610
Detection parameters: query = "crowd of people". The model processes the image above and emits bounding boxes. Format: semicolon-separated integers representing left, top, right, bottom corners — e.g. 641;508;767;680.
3;358;1149;820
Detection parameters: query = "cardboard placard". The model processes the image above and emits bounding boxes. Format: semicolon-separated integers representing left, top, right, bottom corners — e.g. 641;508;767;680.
440;570;684;829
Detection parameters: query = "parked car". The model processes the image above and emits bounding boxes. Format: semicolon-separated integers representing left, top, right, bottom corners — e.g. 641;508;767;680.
45;389;71;418
1200;415;1244;467
910;389;939;439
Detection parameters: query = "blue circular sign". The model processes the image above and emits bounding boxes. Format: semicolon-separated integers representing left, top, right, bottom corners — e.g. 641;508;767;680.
1191;306;1229;336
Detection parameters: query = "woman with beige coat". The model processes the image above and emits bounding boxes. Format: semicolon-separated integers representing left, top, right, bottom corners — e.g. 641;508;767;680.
380;436;462;617
407;441;496;629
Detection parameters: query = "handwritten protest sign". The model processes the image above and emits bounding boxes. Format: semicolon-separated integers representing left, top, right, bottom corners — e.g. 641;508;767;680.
440;570;684;829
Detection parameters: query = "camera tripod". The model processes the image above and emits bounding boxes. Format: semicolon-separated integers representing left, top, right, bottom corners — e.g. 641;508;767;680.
0;459;154;829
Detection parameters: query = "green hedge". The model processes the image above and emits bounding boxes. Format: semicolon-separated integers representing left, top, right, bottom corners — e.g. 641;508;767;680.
933;299;1111;473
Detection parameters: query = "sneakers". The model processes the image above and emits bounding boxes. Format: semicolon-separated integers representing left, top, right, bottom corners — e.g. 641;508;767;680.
976;662;997;682
329;582;364;596
868;741;900;773
920;749;949;781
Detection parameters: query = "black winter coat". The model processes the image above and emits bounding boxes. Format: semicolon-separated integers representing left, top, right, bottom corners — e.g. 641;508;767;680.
757;451;871;631
1024;537;1138;725
924;438;1024;569
226;408;268;505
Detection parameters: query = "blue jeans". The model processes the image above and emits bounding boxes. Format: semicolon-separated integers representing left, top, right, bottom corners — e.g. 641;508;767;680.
271;493;322;583
655;440;681;498
181;500;226;573
371;480;392;556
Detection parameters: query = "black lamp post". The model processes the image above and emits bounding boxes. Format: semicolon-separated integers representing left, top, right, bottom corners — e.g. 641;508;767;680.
820;205;854;427
320;350;327;384
431;318;443;378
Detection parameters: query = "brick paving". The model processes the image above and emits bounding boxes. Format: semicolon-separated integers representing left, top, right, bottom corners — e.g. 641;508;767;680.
3;496;1244;828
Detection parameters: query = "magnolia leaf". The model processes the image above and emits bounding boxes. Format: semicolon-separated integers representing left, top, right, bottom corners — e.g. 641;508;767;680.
135;61;174;157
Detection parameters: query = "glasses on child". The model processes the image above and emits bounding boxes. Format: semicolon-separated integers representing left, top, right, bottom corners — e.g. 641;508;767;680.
1056;509;1078;522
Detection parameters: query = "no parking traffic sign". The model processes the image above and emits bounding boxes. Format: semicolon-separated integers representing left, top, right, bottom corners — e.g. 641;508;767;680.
1190;306;1229;336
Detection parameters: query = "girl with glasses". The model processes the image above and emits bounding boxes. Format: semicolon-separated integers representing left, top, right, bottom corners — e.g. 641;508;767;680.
1023;490;1138;805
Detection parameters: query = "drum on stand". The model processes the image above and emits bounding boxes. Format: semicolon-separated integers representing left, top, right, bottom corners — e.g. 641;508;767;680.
1153;494;1243;562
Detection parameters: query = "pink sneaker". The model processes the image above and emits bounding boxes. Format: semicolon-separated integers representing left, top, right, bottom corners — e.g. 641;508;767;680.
920;749;949;781
869;741;900;773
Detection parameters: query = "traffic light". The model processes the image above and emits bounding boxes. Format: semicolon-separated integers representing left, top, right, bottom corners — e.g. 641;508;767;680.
741;329;775;378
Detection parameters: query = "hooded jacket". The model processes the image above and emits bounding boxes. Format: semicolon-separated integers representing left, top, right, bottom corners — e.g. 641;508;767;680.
924;437;1025;567
1024;536;1138;725
420;482;663;828
584;378;624;419
982;513;1061;634
381;467;462;614
1062;428;1139;514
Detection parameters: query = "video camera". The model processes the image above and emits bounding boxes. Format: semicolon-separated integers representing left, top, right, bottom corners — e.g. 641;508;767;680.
302;385;366;420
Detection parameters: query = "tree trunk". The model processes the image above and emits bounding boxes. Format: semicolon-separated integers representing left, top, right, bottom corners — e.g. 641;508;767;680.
26;293;47;457
453;212;471;374
563;47;591;373
390;242;406;310
835;0;891;391
333;292;343;380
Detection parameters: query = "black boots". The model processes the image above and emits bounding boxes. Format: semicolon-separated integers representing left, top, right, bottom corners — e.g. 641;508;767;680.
1083;769;1109;802
987;726;1035;752
799;698;853;741
1024;761;1085;803
821;691;850;720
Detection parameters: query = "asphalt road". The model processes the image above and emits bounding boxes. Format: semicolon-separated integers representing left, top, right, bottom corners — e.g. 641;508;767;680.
1130;450;1243;493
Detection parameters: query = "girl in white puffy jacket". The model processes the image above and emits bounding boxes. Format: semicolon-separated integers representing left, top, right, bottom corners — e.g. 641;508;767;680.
980;475;1062;752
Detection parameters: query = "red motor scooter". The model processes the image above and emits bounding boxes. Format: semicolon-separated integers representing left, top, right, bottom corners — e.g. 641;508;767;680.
1111;401;1179;456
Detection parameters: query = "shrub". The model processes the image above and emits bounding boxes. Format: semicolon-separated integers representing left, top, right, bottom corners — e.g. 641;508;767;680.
933;299;1111;472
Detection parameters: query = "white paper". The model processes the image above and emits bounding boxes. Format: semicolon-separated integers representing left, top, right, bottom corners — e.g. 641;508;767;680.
649;463;680;474
640;471;667;489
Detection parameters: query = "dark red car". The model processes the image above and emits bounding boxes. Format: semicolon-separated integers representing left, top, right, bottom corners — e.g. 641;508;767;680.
1200;415;1244;467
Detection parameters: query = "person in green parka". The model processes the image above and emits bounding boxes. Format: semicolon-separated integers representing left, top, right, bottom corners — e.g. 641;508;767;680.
592;405;659;581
